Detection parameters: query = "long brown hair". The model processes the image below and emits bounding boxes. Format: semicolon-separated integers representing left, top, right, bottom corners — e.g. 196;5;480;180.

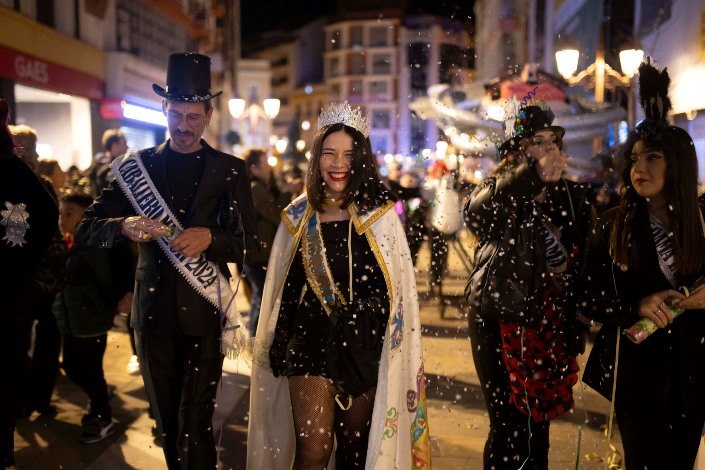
306;123;394;213
610;126;705;277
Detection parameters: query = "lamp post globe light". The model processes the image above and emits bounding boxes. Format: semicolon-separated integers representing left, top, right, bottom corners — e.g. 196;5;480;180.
555;45;643;136
228;94;281;147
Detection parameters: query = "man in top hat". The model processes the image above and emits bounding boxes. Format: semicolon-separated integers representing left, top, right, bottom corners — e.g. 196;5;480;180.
76;53;259;469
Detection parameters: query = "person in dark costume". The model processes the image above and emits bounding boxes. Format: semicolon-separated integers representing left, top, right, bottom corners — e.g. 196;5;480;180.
580;58;705;470
75;53;259;470
464;96;594;469
0;98;60;468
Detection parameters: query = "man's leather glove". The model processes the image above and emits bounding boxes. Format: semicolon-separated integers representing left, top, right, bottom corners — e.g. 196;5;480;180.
565;318;591;356
269;337;289;378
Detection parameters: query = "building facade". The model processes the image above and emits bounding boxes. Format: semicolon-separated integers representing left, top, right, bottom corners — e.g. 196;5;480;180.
0;0;228;170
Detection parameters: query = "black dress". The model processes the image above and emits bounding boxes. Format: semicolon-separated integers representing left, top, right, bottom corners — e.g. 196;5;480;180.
277;220;388;377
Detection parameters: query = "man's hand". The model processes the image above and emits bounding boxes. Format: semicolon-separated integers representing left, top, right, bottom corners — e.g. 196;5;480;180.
117;292;134;313
120;216;170;242
169;227;212;258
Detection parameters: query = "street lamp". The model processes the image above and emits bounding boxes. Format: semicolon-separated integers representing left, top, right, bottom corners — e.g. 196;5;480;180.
228;93;281;147
555;45;643;150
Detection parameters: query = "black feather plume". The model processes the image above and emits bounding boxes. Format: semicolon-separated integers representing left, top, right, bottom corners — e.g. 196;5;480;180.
638;57;671;122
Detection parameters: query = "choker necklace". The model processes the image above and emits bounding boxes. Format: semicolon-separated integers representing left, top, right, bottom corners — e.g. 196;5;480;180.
323;198;343;207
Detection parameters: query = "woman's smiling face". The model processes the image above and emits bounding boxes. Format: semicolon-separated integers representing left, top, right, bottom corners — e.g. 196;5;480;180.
319;130;353;200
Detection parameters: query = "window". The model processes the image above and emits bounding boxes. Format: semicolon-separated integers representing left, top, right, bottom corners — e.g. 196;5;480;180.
349;80;363;102
350;26;363;48
330;83;342;99
371;109;391;129
370;135;388;155
440;45;467;85
410;111;426;155
369;26;389;47
116;0;188;67
372;54;392;74
329;57;341;77
408;43;428;91
350;53;365;74
369;80;389;101
327;29;342;51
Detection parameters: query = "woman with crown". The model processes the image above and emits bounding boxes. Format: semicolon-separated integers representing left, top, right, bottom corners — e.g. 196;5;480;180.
464;95;594;467
246;102;430;469
580;59;705;469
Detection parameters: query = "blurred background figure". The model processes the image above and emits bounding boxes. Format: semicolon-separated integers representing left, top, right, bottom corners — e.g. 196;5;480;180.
66;165;84;186
242;147;293;339
53;188;134;443
387;164;425;264
8;124;39;173
279;160;306;200
87;129;128;197
37;158;67;194
422;160;472;295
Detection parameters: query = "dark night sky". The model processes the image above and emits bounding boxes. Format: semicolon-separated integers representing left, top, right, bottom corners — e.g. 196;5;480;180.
241;0;474;43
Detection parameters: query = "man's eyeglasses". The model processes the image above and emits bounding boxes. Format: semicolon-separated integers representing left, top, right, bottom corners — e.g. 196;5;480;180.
166;111;206;125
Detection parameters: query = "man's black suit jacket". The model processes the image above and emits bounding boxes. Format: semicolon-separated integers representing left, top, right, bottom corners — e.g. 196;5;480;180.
75;140;259;336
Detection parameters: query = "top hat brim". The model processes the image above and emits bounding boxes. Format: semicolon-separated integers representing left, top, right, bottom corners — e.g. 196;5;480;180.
152;84;222;102
499;125;565;155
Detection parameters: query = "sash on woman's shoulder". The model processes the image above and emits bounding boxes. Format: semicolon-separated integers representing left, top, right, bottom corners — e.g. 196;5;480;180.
111;152;240;357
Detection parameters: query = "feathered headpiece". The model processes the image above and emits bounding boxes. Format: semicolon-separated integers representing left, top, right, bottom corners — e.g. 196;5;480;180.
635;57;672;140
318;101;371;138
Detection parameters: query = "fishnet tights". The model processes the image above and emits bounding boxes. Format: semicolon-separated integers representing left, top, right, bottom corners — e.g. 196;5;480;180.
288;376;376;469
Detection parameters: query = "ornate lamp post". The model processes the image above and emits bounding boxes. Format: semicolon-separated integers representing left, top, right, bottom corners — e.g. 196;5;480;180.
228;93;280;147
556;43;643;151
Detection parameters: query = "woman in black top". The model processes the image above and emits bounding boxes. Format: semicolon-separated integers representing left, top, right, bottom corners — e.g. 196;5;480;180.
580;59;705;469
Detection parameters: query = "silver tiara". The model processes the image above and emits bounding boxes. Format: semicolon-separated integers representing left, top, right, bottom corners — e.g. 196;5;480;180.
317;101;371;138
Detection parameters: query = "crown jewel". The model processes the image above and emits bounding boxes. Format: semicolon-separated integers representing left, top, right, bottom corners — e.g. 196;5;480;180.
318;101;371;138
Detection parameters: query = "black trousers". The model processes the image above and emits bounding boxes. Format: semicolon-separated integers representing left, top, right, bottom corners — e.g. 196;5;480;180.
23;307;61;412
136;332;223;470
0;313;33;465
468;313;550;470
62;333;111;419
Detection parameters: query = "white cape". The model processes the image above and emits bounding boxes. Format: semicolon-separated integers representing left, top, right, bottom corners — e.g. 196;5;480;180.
246;194;431;469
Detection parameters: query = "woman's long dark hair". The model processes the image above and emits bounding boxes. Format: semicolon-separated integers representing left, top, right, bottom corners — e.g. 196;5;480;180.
610;126;705;278
306;123;394;213
0;98;15;158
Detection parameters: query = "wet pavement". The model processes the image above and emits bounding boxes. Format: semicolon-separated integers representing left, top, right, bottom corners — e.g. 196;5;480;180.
13;238;628;469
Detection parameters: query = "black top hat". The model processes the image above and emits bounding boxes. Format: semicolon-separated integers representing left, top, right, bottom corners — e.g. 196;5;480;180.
499;105;565;155
152;53;222;102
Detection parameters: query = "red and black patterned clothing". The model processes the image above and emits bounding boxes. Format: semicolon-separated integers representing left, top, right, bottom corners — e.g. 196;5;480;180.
499;246;581;421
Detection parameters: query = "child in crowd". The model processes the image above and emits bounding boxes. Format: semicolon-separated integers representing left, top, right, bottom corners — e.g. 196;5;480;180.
53;191;133;443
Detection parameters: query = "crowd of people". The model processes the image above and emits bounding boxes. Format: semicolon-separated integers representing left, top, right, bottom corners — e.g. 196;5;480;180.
2;51;705;470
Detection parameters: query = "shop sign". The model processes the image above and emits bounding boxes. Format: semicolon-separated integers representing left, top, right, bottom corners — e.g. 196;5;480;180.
100;97;124;120
0;45;103;100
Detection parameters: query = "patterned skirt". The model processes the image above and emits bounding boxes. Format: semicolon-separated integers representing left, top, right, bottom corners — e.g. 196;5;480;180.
499;286;579;421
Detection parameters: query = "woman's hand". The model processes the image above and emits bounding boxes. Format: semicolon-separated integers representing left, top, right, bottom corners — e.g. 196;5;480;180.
637;289;685;328
672;285;705;310
534;150;568;183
